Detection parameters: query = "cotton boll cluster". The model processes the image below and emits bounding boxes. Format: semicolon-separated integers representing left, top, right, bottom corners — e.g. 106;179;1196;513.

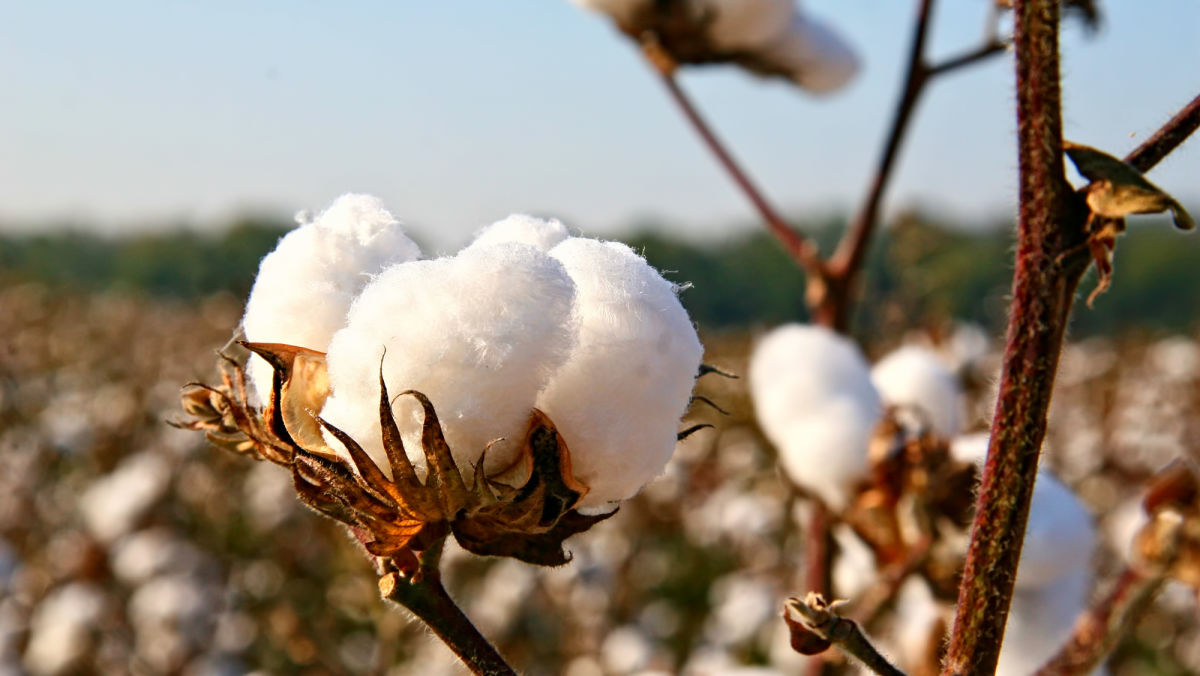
241;194;421;401
871;344;966;438
748;324;882;509
265;197;705;507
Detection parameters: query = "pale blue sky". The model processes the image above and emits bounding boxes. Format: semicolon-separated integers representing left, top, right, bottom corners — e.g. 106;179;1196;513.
1;1;1197;250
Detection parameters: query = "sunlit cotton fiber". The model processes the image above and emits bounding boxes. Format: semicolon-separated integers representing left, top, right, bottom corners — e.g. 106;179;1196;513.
536;238;704;507
241;194;421;400
321;242;578;475
755;13;860;93
749;324;882;509
871;344;966;438
466;214;570;253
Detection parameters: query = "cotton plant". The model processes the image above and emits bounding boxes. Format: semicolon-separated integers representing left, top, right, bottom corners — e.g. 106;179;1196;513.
178;196;706;674
571;0;858;93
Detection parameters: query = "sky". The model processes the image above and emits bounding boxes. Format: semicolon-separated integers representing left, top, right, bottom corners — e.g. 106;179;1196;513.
1;1;1198;250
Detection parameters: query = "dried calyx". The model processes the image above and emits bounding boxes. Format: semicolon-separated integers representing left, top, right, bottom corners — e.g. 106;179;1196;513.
176;340;617;573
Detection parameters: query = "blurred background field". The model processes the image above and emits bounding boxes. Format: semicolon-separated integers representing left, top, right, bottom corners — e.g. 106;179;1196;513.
2;212;1199;675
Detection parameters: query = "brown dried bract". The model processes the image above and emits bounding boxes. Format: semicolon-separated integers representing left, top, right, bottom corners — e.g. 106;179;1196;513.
177;341;616;572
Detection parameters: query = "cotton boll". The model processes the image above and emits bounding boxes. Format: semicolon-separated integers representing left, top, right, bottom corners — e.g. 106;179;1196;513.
996;570;1092;676
872;345;966;438
321;242;577;475
536;238;703;507
950;434;1096;590
1016;471;1095;589
701;0;793;51
570;0;648;25
756;13;859;93
79;452;170;543
23;583;106;676
242;194;421;401
467;214;570;252
749;324;882;509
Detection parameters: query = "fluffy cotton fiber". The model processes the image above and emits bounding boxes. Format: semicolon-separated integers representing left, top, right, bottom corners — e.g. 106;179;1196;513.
871;344;966;438
756;13;860;93
320;242;578;475
464;214;570;253
536;238;704;507
241;194;421;400
748;324;882;509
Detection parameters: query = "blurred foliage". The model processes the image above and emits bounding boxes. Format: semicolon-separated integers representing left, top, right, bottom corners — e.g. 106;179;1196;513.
3;210;1198;335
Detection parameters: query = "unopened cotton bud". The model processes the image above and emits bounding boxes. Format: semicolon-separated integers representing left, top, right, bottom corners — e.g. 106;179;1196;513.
950;433;1096;590
749;324;882;509
321;242;578;474
537;238;704;507
871;345;966;438
466;214;570;253
241;194;421;400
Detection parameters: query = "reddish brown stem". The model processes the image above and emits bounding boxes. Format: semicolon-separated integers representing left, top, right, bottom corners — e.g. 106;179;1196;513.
1125;91;1200;172
941;2;1086;673
803;502;835;676
650;64;826;277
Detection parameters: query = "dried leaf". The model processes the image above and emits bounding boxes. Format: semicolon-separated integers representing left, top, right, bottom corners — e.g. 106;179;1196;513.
1064;141;1194;230
1144;459;1200;517
241;342;333;452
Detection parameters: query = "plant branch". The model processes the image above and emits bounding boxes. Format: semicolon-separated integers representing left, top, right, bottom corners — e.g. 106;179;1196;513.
643;42;826;278
379;545;517;676
822;0;1006;330
1125;91;1200;172
786;594;908;676
1032;567;1166;676
941;1;1086;673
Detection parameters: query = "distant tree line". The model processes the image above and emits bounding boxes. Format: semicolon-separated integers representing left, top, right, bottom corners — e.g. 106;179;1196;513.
2;212;1196;336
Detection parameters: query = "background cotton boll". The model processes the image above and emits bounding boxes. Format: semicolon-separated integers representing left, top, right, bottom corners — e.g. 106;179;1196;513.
749;324;881;507
996;570;1094;676
241;194;421;401
772;398;879;509
1014;471;1096;589
757;13;859;93
466;214;570;253
570;0;647;25
871;344;966;438
950;434;1097;589
535;238;702;507
321;242;577;475
701;0;793;51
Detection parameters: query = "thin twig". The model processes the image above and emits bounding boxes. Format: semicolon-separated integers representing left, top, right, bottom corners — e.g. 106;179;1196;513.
786;593;908;676
379;542;517;676
803;501;835;676
644;43;826;276
823;0;1006;330
1125;91;1200;172
942;1;1085;673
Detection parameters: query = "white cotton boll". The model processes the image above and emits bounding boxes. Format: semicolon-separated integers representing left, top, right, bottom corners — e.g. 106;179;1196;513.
321;243;577;474
23;583;105;676
749;324;882;509
950;434;1096;590
467;214;570;253
997;570;1093;676
832;524;877;599
570;0;648;25
872;345;966;438
79;452;170;543
702;0;793;51
536;238;703;507
1016;471;1096;590
757;13;859;93
891;578;949;673
241;194;421;401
